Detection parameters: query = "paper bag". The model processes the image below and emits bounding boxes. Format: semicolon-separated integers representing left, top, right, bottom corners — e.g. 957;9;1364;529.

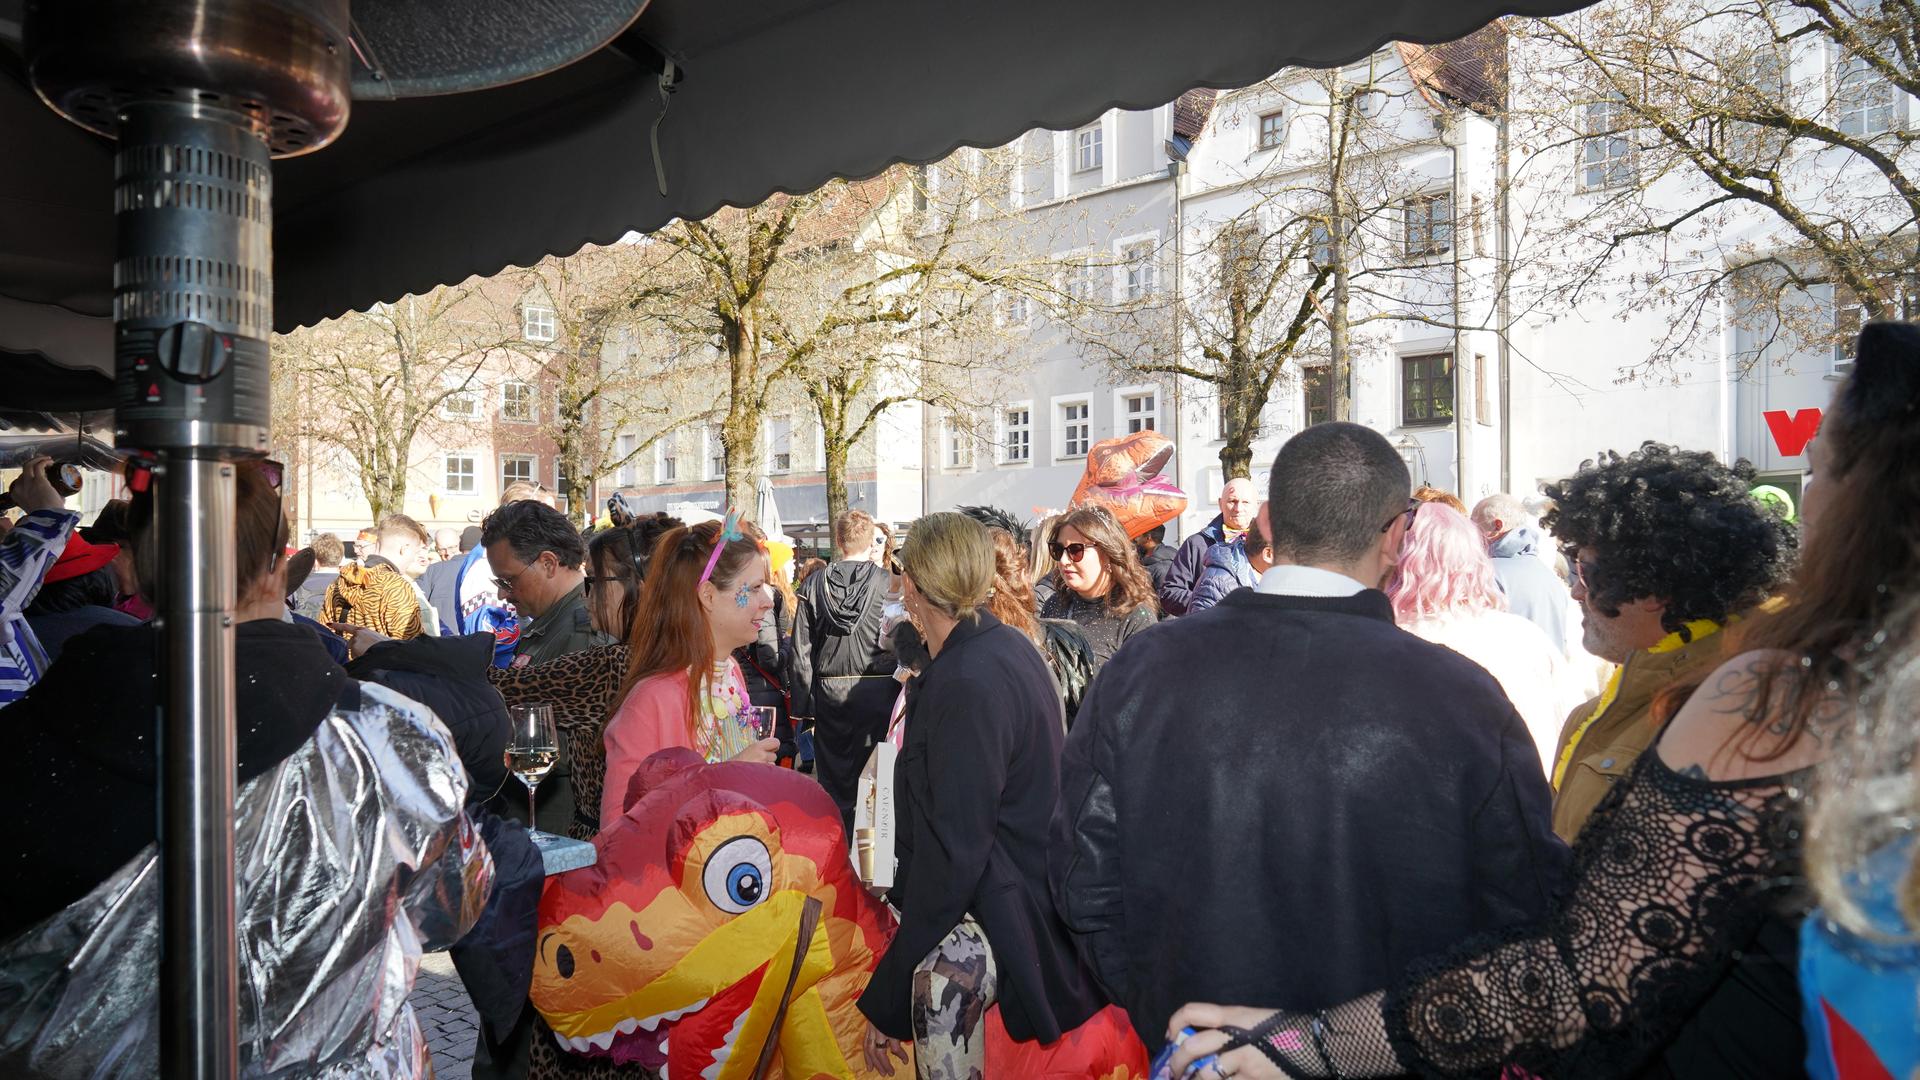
853;741;898;889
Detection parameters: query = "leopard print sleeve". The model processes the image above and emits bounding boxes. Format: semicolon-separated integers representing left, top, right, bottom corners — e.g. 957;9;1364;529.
489;644;630;840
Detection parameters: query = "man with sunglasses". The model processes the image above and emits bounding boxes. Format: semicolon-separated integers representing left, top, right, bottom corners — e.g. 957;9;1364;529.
1055;423;1567;1049
1536;443;1795;841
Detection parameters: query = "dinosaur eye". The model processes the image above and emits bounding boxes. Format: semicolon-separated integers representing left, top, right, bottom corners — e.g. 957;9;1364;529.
702;836;773;914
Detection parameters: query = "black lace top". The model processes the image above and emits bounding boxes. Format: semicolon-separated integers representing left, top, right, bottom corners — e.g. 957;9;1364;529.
1248;749;1808;1079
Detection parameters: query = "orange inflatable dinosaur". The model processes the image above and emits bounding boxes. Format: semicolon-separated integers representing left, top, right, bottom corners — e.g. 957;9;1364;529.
532;749;1146;1079
1069;430;1188;538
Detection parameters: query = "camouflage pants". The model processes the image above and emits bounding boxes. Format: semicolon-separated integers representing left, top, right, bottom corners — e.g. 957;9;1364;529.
910;916;998;1080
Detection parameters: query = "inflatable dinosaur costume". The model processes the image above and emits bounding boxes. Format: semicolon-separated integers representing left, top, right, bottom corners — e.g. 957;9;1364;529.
1069;430;1187;538
533;748;1146;1079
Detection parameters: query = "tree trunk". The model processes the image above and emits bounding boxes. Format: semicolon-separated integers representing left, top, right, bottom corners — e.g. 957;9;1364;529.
1217;437;1253;480
1327;89;1355;423
822;437;851;526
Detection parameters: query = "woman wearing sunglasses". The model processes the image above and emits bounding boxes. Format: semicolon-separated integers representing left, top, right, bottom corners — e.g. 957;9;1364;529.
1038;504;1159;677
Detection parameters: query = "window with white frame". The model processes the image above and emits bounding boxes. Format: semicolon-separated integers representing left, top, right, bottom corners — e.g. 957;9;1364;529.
705;425;725;480
1834;47;1898;137
1834;276;1919;371
1308;221;1334;269
616;433;638;487
1580;98;1634;190
657;439;678;484
501;380;536;423
1064;260;1096;303
1303;366;1332;427
440;376;478;420
1075;124;1103;172
1403;193;1453;258
1401;352;1456;426
500;453;535;490
768;414;794;473
1257;110;1285;150
1218;224;1260;290
1002;290;1030;325
1060;400;1090;458
1122;242;1158;300
522;304;556;343
1002;406;1031;463
943;418;974;469
1122;390;1158;433
444;453;476;494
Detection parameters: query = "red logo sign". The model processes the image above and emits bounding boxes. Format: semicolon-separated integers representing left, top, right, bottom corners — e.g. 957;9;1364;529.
1763;409;1824;457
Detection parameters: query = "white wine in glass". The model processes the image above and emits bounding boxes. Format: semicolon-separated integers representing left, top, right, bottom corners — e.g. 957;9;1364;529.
507;703;558;835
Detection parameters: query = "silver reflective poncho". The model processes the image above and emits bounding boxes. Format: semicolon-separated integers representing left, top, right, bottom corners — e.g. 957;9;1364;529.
0;681;493;1078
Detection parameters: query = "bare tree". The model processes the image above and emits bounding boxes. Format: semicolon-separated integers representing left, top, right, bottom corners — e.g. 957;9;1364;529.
1069;53;1497;478
503;249;717;523
272;286;519;520
1509;0;1920;375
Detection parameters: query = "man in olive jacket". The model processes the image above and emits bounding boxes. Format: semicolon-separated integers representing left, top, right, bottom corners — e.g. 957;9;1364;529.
1053;423;1570;1049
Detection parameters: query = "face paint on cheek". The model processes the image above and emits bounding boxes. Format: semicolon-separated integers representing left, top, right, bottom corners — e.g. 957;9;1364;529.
734;583;752;608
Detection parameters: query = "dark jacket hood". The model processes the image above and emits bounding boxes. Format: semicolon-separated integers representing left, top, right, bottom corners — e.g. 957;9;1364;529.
818;560;886;635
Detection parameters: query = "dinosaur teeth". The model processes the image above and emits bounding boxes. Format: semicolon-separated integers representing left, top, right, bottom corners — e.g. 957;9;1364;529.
700;1010;750;1080
616;1017;639;1036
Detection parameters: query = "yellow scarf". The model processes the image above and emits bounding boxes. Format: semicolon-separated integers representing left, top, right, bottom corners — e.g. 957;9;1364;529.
1550;619;1721;790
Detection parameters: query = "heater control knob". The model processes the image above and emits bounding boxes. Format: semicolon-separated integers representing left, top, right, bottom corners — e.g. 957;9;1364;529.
155;321;234;384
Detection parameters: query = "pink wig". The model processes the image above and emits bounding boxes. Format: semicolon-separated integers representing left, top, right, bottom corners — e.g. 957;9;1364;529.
1388;502;1506;623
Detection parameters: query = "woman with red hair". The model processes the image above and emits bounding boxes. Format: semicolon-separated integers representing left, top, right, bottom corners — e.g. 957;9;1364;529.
599;519;780;828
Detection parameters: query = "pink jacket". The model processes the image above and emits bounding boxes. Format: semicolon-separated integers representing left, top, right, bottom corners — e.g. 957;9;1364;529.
600;661;752;828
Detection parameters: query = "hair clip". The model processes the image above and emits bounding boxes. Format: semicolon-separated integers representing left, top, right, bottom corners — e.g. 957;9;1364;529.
698;508;744;586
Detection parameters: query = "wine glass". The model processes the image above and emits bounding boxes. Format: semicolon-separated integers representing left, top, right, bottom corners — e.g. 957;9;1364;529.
507;703;558;836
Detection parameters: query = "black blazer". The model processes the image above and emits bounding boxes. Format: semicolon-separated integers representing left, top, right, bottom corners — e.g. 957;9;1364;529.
856;611;1105;1042
1053;587;1570;1047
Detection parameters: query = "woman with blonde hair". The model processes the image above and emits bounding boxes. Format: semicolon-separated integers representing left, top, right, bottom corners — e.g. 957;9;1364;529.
1039;504;1158;674
855;512;1104;1079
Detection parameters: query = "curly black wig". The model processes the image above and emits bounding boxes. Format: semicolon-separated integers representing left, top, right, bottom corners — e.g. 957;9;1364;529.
1541;442;1796;633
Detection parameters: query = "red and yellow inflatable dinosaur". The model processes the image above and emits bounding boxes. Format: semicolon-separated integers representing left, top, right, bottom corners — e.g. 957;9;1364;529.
532;749;1146;1079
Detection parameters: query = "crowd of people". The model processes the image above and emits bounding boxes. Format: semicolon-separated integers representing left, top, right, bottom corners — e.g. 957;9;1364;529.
0;322;1916;1079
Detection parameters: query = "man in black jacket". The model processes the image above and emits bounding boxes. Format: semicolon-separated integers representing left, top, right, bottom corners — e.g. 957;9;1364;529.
1052;422;1569;1049
793;509;896;828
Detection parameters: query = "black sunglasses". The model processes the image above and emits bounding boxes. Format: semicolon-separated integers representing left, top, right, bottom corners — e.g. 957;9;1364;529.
1380;498;1418;534
1048;541;1092;562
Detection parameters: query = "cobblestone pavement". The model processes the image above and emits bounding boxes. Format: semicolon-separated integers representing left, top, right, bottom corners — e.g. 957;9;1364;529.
412;951;476;1080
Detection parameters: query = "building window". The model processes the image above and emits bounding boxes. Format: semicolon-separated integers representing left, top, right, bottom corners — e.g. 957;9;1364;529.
1060;400;1090;458
1403;193;1453;258
1122;242;1158;300
1217;386;1232;440
501;380;536;423
1257;110;1285;150
1075;125;1103;172
1003;290;1030;325
1834;276;1918;371
616;433;638;487
943;419;974;469
705;425;725;481
444;453;476;494
1308;221;1334;269
1219;224;1259;290
1123;391;1157;433
769;414;793;473
1580;98;1634;190
1064;261;1096;303
500;453;535;490
657;439;677;484
522;304;556;343
1474;353;1492;426
1003;407;1031;463
1401;352;1456;426
911;163;931;214
1303;366;1332;427
440;377;478;421
1834;49;1897;137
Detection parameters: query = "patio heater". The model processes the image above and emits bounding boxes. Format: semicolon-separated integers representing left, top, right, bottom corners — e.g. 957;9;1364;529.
24;2;352;1075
